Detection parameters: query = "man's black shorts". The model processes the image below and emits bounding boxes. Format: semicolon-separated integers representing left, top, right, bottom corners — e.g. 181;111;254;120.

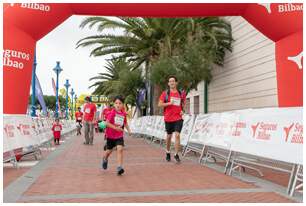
105;137;124;150
165;119;184;135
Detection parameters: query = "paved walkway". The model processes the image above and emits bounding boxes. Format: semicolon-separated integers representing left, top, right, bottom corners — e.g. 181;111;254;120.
4;132;298;203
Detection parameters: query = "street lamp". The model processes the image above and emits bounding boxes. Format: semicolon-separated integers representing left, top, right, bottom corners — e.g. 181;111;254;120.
31;50;37;117
53;61;63;118
64;79;71;120
74;94;78;116
70;88;75;120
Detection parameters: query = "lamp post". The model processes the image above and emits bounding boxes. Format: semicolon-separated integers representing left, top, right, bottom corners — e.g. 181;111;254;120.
64;79;71;120
31;50;37;117
53;61;63;118
74;94;78;116
70;88;75;120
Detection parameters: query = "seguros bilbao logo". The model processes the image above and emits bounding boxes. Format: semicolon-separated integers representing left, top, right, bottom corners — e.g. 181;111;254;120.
258;3;303;14
10;3;51;12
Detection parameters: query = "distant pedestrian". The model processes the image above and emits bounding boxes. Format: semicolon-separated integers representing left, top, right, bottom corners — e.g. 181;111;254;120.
158;75;186;163
75;107;83;135
102;95;131;175
83;96;97;145
52;118;62;145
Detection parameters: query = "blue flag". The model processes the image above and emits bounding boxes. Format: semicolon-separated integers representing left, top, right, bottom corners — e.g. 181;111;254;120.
35;74;47;115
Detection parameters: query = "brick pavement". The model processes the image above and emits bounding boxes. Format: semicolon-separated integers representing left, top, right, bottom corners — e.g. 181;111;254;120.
4;131;297;203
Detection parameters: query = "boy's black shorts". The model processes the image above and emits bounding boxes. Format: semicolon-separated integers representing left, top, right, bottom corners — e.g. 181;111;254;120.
165;119;184;135
105;137;124;150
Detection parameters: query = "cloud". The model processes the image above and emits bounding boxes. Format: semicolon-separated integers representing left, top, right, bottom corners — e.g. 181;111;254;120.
36;15;120;96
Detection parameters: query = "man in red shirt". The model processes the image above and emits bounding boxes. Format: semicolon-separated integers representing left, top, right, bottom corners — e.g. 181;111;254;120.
75;107;83;135
158;75;186;163
83;96;97;145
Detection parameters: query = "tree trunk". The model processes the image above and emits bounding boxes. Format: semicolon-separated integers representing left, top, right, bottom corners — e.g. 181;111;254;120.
153;85;162;115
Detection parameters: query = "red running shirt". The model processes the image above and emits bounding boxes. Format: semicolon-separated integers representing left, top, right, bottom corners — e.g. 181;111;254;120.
83;103;97;122
75;111;83;121
52;123;62;139
159;90;186;122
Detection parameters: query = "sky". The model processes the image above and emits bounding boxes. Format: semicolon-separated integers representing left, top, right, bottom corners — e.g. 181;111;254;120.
36;15;116;97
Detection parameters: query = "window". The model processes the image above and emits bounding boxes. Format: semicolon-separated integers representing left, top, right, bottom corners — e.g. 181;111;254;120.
185;98;190;114
194;96;199;115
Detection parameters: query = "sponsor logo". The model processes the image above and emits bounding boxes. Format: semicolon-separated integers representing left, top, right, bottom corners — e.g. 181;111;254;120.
16;124;31;135
284;123;294;142
251;122;260;138
3;49;30;70
215;123;229;136
258;3;272;13
10;3;51;12
288;52;303;70
284;123;303;144
258;3;303;14
4;124;15;137
251;122;277;140
231;122;247;137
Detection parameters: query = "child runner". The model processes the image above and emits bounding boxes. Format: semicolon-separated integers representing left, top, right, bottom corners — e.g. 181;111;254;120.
102;95;131;175
75;107;83;135
52;118;62;145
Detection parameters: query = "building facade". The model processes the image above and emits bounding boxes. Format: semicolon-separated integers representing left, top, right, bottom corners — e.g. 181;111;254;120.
186;16;278;114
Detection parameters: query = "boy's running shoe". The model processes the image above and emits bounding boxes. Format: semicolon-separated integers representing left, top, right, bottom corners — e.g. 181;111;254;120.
166;152;171;162
117;167;125;175
102;158;108;170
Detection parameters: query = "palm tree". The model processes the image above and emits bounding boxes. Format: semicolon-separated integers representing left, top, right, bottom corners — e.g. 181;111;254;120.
77;17;233;114
89;57;145;106
89;57;125;95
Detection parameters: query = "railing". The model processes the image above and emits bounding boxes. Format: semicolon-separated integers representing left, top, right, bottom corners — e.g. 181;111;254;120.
3;115;76;168
129;107;303;196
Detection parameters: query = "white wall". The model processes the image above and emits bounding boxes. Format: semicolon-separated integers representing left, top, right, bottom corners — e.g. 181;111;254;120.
187;16;278;114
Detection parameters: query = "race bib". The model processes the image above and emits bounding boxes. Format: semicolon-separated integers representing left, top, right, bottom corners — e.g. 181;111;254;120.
171;97;181;106
114;115;125;126
85;108;91;114
77;117;82;120
54;126;61;131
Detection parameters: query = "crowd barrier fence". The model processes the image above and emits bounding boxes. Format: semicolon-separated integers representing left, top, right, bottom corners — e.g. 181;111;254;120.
129;107;303;196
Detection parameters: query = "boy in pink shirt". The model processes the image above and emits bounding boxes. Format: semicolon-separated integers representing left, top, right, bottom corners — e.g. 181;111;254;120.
102;95;131;175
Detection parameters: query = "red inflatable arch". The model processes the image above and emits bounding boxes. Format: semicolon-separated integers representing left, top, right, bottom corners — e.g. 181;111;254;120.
3;3;303;114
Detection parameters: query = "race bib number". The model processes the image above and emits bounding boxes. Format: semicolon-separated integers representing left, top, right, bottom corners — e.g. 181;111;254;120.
114;115;125;126
77;117;82;120
85;108;91;114
171;97;181;106
54;126;61;131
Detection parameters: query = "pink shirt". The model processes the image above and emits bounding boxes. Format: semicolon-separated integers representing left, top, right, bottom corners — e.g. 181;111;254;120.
105;109;127;139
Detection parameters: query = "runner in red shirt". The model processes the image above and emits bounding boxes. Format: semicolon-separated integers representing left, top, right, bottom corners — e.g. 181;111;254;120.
102;95;131;176
75;107;83;135
51;118;62;145
158;75;186;163
102;104;113;121
83;96;97;145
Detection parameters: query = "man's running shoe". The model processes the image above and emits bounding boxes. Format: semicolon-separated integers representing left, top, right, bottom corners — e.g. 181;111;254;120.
174;154;181;163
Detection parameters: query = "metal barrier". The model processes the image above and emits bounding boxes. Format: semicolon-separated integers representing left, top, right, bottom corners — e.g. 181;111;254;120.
130;108;303;196
228;151;295;194
290;164;303;196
